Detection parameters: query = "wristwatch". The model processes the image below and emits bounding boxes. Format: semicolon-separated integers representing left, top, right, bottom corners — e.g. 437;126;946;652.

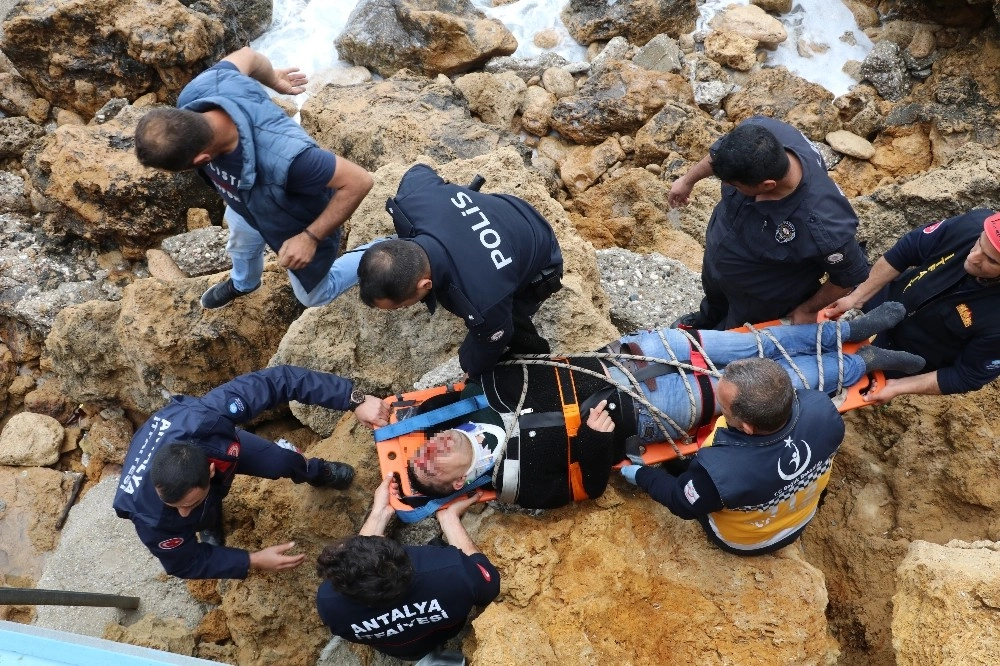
348;388;366;411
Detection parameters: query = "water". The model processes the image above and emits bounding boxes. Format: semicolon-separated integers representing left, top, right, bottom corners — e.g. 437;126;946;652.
253;0;871;98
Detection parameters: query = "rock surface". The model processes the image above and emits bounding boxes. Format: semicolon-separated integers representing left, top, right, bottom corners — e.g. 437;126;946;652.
335;0;517;77
0;412;64;466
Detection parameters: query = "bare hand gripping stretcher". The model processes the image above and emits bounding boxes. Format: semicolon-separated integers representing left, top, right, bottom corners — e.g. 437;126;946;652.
374;320;883;522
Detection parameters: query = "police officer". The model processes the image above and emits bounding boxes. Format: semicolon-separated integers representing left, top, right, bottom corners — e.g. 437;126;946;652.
669;116;869;329
824;209;1000;403
357;164;563;378
113;366;389;579
621;358;845;555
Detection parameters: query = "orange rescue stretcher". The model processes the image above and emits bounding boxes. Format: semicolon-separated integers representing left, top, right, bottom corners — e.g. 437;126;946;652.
374;320;882;519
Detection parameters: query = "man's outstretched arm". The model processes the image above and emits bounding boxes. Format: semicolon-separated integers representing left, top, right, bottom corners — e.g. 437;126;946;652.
223;47;307;95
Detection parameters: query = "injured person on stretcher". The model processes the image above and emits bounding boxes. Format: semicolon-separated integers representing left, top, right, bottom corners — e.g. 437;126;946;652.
392;303;924;552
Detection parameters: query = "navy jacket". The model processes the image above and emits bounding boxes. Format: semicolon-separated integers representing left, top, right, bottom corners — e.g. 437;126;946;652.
317;545;500;660
876;209;1000;394
637;390;843;554
703;116;869;328
179;63;339;292
113;367;356;579
388;164;562;376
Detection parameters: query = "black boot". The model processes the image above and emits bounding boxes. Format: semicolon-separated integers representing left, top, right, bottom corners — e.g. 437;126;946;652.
309;461;355;489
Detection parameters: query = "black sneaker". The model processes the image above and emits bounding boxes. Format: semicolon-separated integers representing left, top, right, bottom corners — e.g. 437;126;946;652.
309;460;355;489
200;278;258;309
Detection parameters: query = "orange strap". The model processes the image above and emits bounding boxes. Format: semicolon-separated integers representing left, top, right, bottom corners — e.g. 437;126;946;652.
553;359;588;501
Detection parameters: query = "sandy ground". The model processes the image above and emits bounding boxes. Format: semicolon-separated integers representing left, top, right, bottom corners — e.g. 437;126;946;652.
33;469;207;637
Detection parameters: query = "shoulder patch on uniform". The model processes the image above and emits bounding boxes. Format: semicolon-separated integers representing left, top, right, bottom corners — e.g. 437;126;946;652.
923;221;943;234
683;479;700;504
986;360;1000;370
476;563;493;582
775;220;796;243
158;537;184;550
228;397;246;414
489;329;505;342
826;252;844;264
956;303;973;328
227;442;240;457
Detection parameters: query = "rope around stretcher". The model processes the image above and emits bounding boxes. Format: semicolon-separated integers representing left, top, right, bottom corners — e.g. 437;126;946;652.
491;321;848;476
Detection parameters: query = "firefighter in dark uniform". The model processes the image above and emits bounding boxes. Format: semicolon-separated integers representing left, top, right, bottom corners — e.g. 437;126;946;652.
357;164;563;378
669;116;870;329
621;358;845;555
113;366;389;579
825;209;1000;403
316;475;499;666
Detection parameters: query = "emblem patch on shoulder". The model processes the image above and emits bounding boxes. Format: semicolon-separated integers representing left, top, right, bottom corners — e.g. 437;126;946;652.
775;220;796;243
227;443;240;457
826;252;844;264
683;479;700;504
228;398;245;414
158;537;184;550
923;221;943;234
476;563;493;582
956;303;973;328
489;330;505;342
987;360;1000;370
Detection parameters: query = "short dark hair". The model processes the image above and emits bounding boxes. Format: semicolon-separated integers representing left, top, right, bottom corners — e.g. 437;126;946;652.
135;108;214;171
721;358;794;433
317;536;413;605
711;122;790;185
406;462;452;498
357;240;429;307
150;442;211;503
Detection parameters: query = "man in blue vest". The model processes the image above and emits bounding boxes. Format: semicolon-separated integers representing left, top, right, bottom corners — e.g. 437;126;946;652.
134;47;375;310
356;164;563;378
824;209;1000;403
112;366;389;579
622;357;844;555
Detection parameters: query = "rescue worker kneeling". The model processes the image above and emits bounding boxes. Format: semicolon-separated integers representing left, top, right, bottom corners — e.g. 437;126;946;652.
402;306;924;552
621;358;841;555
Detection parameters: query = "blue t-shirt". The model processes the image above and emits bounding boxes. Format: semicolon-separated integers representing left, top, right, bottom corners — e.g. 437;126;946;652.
198;62;337;223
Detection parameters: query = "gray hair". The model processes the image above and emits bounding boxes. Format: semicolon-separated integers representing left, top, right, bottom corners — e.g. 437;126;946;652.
721;358;794;432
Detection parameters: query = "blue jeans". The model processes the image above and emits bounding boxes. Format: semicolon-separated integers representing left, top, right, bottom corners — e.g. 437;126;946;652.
225;209;383;307
610;322;866;441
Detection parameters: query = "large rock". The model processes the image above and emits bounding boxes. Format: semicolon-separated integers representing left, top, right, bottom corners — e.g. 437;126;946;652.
0;412;64;466
892;540;1000;665
596;248;701;332
453;71;527;130
0;116;45;160
273;148;618;434
802;384;1000;665
0;0;272;118
710;3;787;48
22;106;222;259
852;143;1000;258
560;0;698;47
0;0;222;118
550;61;693;145
335;0;517;78
473;491;840;664
0;465;73;584
565;167;711;270
633;101;729;166
300;72;529;172
722;67;839;141
45;270;303;414
861;41;911;102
